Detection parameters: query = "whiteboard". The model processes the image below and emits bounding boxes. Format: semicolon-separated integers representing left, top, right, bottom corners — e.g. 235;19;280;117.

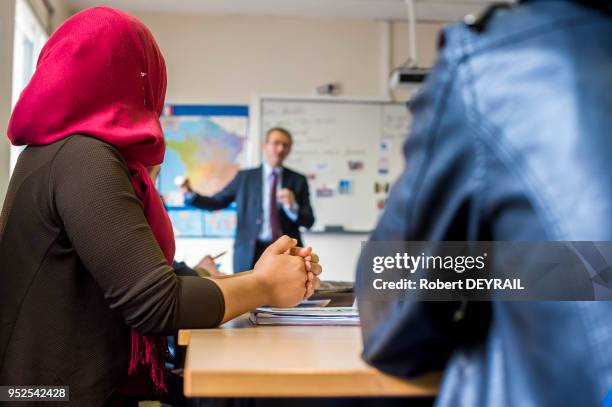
260;97;411;232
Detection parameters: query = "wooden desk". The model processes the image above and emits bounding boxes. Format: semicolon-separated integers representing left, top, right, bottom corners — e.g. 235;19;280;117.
180;318;441;398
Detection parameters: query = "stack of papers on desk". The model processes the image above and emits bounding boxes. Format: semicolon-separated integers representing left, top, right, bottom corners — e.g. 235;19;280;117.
250;307;360;326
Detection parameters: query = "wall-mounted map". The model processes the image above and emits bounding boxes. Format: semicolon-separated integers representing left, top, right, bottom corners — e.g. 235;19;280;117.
159;105;249;237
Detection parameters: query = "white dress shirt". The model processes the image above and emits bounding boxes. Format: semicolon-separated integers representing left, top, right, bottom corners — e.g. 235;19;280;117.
258;163;299;242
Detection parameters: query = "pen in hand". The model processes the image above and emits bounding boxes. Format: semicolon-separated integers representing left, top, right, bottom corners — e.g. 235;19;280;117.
212;250;227;260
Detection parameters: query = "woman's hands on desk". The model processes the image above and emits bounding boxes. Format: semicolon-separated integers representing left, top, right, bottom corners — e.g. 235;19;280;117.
290;245;321;299
254;235;321;307
209;235;322;324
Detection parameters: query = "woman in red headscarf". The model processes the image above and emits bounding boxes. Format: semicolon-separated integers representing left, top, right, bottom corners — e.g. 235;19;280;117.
0;7;320;406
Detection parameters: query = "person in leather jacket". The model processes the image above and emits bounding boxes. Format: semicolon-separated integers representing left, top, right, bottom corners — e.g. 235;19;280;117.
356;1;612;406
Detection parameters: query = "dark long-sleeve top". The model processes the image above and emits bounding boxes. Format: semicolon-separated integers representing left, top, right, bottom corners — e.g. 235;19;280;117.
0;135;225;406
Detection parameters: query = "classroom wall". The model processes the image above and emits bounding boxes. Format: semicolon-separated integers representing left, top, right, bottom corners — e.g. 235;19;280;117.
0;0;16;203
143;13;399;103
27;0;73;35
392;21;442;73
134;13;444;105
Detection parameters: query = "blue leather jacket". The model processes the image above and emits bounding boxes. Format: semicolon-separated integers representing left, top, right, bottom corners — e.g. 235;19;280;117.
357;2;612;406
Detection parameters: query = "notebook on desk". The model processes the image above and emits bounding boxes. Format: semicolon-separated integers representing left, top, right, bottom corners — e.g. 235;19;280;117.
249;306;360;326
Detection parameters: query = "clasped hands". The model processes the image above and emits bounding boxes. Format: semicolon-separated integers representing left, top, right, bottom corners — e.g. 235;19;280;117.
253;235;322;307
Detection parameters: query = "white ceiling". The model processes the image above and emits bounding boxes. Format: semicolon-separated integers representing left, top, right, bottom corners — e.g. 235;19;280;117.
65;0;505;22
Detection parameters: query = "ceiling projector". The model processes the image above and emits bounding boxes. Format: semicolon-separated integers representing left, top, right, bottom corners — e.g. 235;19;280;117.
389;67;429;89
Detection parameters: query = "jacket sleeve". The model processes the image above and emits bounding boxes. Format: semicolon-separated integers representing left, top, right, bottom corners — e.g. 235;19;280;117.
172;260;200;277
186;173;241;210
295;175;315;228
356;45;490;377
51;137;225;336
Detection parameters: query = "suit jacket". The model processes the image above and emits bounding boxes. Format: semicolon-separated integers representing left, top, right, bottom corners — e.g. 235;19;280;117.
356;2;612;406
187;165;315;272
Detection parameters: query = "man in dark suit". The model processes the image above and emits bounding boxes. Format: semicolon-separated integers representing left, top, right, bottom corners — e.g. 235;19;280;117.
181;127;315;272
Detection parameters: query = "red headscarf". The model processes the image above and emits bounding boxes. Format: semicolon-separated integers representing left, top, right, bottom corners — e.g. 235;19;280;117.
8;7;174;392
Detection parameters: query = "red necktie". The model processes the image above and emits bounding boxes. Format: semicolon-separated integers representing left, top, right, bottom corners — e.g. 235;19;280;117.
270;170;281;241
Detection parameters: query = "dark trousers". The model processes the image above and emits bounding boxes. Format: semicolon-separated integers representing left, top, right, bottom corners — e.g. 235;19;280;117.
253;240;272;268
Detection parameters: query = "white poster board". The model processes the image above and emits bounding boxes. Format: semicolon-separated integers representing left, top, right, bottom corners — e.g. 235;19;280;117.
260;97;411;232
